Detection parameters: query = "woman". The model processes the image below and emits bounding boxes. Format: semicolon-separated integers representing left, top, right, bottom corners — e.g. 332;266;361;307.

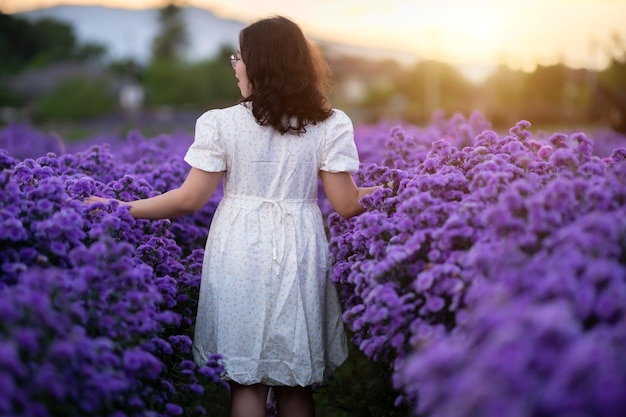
90;15;378;417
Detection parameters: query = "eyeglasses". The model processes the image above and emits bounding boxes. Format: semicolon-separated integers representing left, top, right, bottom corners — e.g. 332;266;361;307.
229;54;241;68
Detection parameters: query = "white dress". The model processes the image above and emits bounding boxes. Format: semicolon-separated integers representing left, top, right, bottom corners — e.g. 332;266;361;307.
184;104;358;386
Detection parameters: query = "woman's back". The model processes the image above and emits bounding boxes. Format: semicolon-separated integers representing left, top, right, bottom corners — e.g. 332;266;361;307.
187;104;357;201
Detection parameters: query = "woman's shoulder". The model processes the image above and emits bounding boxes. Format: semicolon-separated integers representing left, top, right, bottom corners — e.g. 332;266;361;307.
326;108;351;124
197;103;250;123
321;108;352;130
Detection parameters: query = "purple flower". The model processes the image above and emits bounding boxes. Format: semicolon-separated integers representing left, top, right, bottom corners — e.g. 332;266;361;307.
165;403;183;416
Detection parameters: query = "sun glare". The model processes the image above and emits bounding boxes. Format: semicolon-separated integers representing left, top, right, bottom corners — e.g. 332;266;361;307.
439;4;505;64
318;0;508;67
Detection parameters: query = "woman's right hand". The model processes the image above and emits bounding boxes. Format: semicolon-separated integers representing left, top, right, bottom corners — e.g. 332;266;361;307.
85;196;116;205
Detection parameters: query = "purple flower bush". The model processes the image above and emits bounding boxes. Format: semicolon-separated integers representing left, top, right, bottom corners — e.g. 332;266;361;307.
0;124;65;160
2;113;626;416
319;111;492;219
1;128;224;416
328;116;626;416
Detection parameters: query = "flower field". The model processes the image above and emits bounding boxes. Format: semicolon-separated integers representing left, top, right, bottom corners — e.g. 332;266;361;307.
1;127;225;416
1;111;626;417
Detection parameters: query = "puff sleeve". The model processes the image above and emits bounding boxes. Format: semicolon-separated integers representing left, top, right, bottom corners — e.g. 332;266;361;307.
184;111;226;172
320;110;360;173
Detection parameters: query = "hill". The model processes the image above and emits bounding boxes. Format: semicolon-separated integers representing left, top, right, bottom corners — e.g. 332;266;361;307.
18;6;245;63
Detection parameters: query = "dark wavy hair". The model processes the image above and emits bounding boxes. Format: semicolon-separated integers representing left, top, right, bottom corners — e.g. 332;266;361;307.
239;16;333;134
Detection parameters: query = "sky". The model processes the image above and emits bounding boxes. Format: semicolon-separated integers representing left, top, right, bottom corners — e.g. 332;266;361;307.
3;0;626;75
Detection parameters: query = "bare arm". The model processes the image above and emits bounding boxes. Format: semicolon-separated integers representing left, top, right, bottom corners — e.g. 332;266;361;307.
87;168;224;220
319;171;379;219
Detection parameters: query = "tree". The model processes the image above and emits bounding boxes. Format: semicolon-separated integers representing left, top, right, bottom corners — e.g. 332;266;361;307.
151;4;189;63
143;44;239;109
0;12;41;74
599;32;626;92
397;60;474;123
596;32;626;133
0;12;107;75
